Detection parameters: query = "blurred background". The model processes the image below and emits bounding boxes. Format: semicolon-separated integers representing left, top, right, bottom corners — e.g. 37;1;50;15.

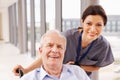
0;0;120;80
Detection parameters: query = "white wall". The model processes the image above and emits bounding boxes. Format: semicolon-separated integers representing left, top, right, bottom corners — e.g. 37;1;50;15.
0;13;3;40
0;0;17;42
1;8;9;42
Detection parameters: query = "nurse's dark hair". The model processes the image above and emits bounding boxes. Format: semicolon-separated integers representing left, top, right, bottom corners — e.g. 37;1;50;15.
81;5;107;26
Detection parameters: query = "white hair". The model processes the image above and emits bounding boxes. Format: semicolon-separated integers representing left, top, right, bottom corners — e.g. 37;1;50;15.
39;29;66;48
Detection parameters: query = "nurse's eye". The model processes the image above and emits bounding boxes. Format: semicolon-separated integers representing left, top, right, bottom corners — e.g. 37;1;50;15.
96;23;103;27
86;22;92;26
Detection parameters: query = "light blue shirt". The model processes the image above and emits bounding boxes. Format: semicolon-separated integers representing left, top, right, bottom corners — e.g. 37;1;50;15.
20;64;90;80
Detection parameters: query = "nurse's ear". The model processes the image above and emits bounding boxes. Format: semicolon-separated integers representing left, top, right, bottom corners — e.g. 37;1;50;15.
80;19;84;30
80;19;84;26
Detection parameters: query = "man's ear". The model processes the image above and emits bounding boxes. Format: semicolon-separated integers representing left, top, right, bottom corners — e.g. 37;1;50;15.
39;47;42;54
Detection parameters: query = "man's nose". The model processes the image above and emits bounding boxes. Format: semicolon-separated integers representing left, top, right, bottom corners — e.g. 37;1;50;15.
51;46;59;53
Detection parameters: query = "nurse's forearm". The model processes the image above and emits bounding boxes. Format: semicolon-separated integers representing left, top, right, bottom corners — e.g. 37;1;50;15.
80;65;100;72
25;57;42;73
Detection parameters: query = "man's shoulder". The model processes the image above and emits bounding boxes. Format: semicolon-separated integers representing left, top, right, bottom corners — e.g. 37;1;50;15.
63;64;90;80
64;64;84;72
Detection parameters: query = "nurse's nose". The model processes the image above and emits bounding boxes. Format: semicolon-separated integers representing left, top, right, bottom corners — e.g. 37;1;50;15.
90;25;96;32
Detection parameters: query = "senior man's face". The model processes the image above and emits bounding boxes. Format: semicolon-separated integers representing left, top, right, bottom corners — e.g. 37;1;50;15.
39;33;66;67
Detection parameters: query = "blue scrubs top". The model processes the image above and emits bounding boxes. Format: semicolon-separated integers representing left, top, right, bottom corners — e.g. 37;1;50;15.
63;28;114;67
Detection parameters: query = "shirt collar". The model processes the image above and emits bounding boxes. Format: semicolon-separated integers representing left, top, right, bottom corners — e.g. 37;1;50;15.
39;66;48;80
39;65;72;80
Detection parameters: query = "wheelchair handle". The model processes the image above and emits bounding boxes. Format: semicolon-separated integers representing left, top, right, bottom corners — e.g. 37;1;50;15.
16;68;24;78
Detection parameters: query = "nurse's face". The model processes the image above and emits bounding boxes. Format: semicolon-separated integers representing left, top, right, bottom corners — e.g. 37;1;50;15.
82;15;104;41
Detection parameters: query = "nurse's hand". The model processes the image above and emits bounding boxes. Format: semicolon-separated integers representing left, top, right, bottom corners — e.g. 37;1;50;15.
12;65;26;76
66;61;75;65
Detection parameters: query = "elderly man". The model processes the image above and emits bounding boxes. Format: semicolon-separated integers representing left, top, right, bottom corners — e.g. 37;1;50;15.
20;30;90;80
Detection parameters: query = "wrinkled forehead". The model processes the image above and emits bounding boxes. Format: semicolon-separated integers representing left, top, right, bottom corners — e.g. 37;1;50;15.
44;34;66;44
40;31;66;48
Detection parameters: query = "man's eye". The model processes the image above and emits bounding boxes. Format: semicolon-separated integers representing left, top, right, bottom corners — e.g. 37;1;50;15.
57;45;63;49
48;44;53;47
46;44;53;48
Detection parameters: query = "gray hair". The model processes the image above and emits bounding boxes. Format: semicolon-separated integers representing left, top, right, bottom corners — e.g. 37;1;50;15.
39;29;66;49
